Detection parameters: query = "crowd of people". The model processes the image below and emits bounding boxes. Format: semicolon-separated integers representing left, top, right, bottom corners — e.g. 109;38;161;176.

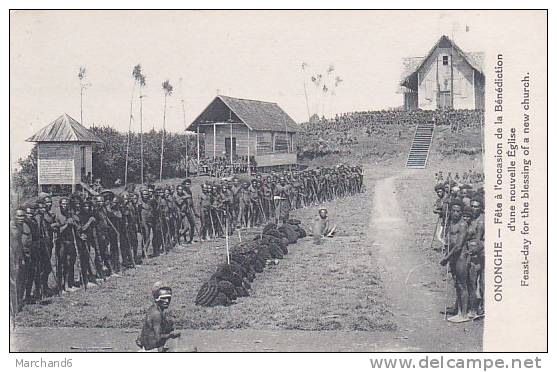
432;170;485;323
9;165;364;315
431;109;484;132
297;109;484;158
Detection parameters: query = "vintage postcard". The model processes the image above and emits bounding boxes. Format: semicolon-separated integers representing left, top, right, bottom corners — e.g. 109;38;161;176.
8;9;547;356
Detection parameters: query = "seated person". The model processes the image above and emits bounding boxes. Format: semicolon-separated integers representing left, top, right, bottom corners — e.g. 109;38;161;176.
312;208;336;244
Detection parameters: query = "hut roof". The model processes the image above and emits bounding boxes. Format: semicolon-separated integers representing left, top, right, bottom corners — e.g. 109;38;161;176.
26;113;103;143
190;95;299;133
400;35;484;89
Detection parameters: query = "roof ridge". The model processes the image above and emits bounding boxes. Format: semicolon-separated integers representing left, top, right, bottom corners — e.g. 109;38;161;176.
26;113;103;143
218;95;277;105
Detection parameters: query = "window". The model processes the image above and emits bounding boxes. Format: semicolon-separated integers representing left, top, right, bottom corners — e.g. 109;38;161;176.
442;56;449;66
274;133;289;153
256;132;273;155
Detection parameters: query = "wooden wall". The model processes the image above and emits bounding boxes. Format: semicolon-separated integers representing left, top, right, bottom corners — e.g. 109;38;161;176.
202;123;254;159
417;47;477;110
199;123;297;163
37;142;93;185
37;143;74;185
255;153;297;167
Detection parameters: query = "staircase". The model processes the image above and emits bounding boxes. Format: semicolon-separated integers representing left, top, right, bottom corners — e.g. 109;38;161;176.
405;121;435;169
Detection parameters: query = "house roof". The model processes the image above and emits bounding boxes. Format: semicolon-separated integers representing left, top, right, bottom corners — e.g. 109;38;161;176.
400;35;484;89
26;113;103;143
190;95;299;133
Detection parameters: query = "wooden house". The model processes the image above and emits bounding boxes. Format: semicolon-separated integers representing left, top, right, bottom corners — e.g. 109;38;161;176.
189;95;299;169
400;35;485;110
26;113;103;193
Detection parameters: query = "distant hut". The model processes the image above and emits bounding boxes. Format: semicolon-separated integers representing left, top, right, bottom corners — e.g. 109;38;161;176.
26;113;103;193
189;95;299;172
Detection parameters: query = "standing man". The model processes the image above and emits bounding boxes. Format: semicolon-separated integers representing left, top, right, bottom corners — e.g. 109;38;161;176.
10;208;26;313
122;192;141;265
274;176;291;225
439;200;470;323
433;183;449;245
467;197;485;317
177;183;198;244
138;189;157;257
41;196;57;280
92;195;113;277
230;177;241;228
54;197;78;292
129;192;144;263
238;182;251;229
198;184;212;241
105;193;123;274
35;201;54;298
71;197;93;289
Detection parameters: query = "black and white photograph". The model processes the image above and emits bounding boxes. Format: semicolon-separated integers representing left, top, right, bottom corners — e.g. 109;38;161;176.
8;9;547;356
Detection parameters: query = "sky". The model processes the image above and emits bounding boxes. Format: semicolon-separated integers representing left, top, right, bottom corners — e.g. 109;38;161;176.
10;10;501;166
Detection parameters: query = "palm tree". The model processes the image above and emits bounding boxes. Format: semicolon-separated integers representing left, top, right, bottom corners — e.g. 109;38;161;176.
311;74;322;116
160;80;173;182
124;67;137;186
178;78;189;177
78;66;91;126
301;62;311;122
133;65;147;184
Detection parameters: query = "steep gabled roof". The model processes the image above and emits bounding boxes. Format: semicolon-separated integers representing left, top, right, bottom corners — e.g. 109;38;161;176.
400;35;484;89
26;113;103;143
190;95;299;133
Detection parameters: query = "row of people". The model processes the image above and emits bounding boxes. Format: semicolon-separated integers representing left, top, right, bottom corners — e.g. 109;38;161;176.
9;165;364;315
433;177;485;323
197;165;363;238
435;169;485;185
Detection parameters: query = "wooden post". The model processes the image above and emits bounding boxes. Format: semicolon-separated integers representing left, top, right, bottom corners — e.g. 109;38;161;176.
213;123;216;161
247;128;251;176
72;145;76;193
185;134;189;178
472;69;476;108
197;126;200;166
229;122;233;165
36;148;41;194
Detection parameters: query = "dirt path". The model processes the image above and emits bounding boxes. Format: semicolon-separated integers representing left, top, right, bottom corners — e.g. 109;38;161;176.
367;173;482;351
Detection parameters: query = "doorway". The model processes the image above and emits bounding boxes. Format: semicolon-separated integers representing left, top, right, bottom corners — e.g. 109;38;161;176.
225;137;237;160
438;91;452;109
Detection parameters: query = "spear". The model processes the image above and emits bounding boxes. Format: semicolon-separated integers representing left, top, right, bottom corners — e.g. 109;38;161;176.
71;227;87;291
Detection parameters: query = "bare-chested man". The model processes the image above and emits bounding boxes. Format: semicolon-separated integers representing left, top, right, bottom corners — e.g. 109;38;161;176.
439;200;471;323
467;198;485;317
312;208;336;245
433;183;449;245
136;282;180;352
